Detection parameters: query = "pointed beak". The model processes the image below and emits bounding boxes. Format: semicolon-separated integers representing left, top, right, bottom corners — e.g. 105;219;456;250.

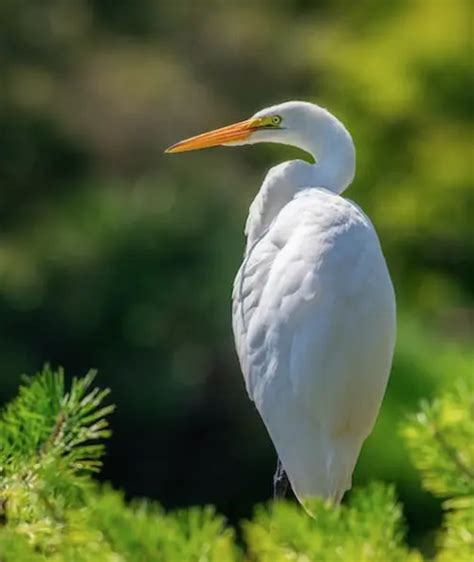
165;117;260;154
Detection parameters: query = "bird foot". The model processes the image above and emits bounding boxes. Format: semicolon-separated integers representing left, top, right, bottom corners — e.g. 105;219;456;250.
273;459;289;500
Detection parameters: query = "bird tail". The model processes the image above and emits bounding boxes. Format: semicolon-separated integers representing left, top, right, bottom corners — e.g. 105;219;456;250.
281;432;364;513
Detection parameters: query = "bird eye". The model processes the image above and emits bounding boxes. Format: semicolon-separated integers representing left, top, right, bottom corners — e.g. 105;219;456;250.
272;116;282;126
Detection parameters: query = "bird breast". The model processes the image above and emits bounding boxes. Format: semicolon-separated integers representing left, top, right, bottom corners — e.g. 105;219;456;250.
233;187;395;406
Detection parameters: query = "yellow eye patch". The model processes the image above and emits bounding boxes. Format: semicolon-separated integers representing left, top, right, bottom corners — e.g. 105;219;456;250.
253;115;283;129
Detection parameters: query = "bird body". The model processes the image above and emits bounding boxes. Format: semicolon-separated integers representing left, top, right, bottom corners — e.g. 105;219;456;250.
233;186;395;505
166;101;396;509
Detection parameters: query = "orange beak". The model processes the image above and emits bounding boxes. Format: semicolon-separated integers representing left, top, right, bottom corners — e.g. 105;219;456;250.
165;117;260;154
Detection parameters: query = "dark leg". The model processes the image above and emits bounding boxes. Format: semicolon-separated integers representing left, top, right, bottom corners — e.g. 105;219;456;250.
273;458;289;500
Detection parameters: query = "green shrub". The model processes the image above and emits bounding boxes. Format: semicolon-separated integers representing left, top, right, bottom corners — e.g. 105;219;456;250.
402;380;474;562
0;366;472;561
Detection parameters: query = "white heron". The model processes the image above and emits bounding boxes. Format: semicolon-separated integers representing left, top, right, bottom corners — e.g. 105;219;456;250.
166;101;396;511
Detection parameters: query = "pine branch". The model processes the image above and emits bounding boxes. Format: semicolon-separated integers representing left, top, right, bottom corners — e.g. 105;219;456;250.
1;364;472;561
0;366;115;479
244;483;423;562
432;425;474;482
402;379;474;500
402;377;474;562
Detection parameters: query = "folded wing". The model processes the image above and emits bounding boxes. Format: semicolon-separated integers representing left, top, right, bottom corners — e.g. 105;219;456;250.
232;189;396;505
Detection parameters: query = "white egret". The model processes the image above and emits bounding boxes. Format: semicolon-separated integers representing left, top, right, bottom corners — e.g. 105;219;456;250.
166;101;396;511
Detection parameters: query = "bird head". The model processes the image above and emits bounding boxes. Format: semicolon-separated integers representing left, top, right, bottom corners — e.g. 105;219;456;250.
165;101;355;194
164;101;324;154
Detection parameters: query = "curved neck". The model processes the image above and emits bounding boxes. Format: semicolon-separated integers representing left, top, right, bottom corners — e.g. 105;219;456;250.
244;105;356;246
293;111;356;195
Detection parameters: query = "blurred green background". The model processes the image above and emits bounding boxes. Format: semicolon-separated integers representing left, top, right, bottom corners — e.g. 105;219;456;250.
0;0;472;551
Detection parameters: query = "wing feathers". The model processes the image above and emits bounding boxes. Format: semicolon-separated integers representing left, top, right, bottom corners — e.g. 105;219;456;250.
232;189;396;503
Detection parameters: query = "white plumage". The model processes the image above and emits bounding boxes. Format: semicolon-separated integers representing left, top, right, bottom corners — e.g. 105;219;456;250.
233;186;395;506
166;101;396;510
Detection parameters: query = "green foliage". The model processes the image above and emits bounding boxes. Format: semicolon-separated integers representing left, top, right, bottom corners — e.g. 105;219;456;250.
0;366;113;476
0;367;115;560
402;380;474;499
0;367;238;562
437;499;474;562
1;366;473;561
244;484;422;562
402;378;474;562
86;488;239;562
